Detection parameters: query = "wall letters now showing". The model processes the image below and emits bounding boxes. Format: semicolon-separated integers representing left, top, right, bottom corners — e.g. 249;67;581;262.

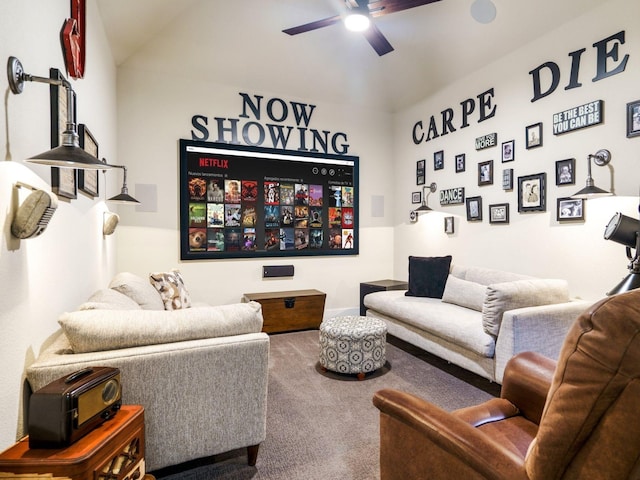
553;100;603;135
179;140;359;260
190;92;350;156
440;187;465;206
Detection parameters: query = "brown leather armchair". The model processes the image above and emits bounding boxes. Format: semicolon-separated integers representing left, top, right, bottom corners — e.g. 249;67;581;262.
373;288;640;480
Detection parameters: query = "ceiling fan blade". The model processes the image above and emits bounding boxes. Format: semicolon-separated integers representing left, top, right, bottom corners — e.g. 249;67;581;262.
362;22;394;56
368;0;441;17
283;15;341;35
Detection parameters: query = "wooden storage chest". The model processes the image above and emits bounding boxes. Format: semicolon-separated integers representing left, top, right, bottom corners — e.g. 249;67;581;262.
243;289;326;333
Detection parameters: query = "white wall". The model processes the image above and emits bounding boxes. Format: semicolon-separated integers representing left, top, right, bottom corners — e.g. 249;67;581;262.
393;0;639;301
0;0;118;448
114;68;396;312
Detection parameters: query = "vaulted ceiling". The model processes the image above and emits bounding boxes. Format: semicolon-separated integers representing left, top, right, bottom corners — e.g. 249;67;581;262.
97;0;612;112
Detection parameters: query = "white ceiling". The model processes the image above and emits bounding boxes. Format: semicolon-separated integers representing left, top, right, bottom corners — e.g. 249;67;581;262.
96;0;612;113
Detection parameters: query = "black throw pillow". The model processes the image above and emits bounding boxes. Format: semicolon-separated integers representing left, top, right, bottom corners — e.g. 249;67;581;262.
405;255;452;298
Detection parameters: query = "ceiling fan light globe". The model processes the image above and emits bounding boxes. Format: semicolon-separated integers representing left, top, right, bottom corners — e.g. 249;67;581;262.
344;13;370;32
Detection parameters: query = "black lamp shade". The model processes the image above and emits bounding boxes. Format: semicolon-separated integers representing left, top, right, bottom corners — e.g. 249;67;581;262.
604;213;640;248
608;273;640;296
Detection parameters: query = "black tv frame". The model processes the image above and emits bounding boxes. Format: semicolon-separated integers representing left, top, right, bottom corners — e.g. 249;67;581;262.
179;139;359;260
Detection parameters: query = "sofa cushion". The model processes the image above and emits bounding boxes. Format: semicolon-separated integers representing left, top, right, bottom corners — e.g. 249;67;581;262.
365;290;494;357
109;272;164;310
482;279;570;336
149;270;192;310
79;289;142;311
442;275;486;312
405;255;452;299
455;265;532;286
58;301;264;353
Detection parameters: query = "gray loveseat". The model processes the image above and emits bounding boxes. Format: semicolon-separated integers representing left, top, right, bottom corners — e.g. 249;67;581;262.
25;272;270;472
363;263;591;383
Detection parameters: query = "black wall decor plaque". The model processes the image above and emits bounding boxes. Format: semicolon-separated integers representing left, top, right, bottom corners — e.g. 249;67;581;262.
439;187;465;206
552;100;603;135
475;132;497;150
179;140;359;260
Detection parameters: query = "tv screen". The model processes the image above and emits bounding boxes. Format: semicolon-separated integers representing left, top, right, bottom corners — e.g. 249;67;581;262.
179;140;359;260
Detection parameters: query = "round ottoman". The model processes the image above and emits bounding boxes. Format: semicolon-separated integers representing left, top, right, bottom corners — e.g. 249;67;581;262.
319;315;387;380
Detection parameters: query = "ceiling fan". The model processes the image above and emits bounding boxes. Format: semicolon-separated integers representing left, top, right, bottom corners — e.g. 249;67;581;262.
282;0;442;56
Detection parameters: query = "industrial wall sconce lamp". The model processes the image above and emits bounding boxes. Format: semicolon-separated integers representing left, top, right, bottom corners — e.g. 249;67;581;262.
604;210;640;295
415;182;437;213
103;163;140;204
6;56;113;170
11;182;58;239
571;149;613;199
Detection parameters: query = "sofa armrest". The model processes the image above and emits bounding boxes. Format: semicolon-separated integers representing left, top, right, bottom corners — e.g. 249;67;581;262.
372;388;528;480
494;300;590;383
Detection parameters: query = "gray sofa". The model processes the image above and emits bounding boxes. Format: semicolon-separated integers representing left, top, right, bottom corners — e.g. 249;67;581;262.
25;272;270;472
363;264;591;383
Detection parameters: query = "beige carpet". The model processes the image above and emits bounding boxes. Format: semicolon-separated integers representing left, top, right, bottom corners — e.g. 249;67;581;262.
153;330;498;479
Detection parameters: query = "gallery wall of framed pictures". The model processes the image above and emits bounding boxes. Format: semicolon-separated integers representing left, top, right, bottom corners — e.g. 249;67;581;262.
411;95;638;232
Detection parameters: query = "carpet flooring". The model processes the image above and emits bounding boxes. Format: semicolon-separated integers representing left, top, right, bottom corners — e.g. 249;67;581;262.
152;330;499;480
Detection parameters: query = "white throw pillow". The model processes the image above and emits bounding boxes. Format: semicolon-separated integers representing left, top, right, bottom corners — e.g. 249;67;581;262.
482;279;569;336
441;275;486;312
109;272;164;310
78;289;141;311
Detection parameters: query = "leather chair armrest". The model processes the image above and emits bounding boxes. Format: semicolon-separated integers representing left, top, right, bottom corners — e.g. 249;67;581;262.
453;397;519;427
373;388;528;480
500;351;556;425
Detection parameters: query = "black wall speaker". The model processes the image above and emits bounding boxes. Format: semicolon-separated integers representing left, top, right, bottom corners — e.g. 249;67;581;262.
263;265;295;278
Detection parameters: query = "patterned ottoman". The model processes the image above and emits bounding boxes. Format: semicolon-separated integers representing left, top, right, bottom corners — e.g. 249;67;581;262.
319;315;387;380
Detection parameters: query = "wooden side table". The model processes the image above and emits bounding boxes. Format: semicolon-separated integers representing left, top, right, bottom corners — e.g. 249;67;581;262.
0;406;152;480
360;279;408;315
243;289;326;333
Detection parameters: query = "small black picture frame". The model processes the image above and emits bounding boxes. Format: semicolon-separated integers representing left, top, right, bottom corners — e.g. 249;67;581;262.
502;168;514;190
78;124;100;197
416;159;426;185
434;150;444;170
626;100;640;138
52;167;77;200
412;191;421;204
555;158;575;186
444;216;454;234
455;153;465;173
489;203;510;224
49;68;77;200
478;160;493;186
557;197;584;221
525;122;543;149
501;140;514;162
518;172;546;212
466;196;482;221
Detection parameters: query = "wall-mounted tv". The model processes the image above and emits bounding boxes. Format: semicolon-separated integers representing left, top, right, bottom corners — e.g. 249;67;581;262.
179;139;359;260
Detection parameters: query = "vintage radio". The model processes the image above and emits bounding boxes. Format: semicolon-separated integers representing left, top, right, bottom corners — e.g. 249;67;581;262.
28;366;122;448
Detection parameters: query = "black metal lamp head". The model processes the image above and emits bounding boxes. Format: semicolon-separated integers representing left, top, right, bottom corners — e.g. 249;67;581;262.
7;56;112;170
415;182;437;213
604;210;640;295
571;149;613;199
